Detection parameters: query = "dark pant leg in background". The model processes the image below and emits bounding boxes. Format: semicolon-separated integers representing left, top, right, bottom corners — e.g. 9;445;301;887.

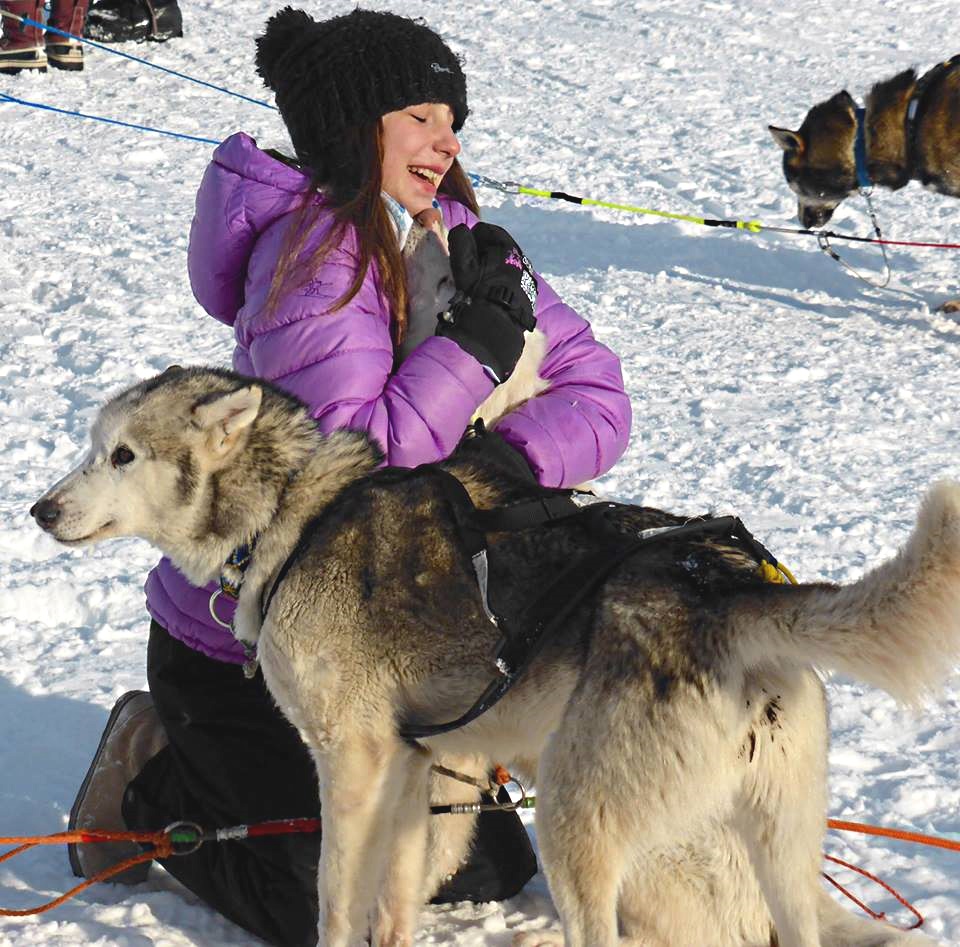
124;623;322;946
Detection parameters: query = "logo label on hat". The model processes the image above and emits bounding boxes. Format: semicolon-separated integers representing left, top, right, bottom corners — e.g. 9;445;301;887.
430;62;452;73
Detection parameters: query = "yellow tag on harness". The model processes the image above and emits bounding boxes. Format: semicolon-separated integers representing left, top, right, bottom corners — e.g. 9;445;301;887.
758;560;784;584
757;560;799;585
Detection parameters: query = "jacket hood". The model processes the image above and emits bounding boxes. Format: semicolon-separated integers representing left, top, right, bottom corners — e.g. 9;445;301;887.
188;132;316;325
213;131;311;197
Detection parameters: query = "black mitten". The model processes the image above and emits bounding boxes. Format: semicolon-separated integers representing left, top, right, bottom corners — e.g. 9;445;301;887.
437;223;539;383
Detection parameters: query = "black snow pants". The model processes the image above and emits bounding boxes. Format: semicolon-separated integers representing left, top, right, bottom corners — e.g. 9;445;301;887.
122;622;537;947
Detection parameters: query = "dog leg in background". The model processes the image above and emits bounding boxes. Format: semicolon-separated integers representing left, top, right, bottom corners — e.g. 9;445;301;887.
939;298;960;313
473;328;550;429
420;754;485;897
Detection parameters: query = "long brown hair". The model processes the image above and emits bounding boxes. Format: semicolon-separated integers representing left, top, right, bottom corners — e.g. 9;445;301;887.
264;120;480;349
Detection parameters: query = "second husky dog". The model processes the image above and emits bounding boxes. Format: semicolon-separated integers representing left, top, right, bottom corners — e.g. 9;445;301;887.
770;56;960;311
33;367;955;947
401;208;550;425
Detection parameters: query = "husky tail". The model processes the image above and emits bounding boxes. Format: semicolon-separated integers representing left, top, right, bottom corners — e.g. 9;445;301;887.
736;481;960;705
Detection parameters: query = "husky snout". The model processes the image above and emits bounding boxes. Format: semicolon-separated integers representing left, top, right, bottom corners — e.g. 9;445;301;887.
30;473;117;545
30;496;62;529
798;199;839;229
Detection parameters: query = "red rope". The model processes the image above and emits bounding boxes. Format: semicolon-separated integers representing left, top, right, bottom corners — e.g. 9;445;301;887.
244;818;321;838
823;854;924;930
871;237;960;249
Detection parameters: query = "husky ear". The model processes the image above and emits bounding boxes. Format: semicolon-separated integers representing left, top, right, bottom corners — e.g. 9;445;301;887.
830;90;857;112
769;125;804;154
192;386;263;458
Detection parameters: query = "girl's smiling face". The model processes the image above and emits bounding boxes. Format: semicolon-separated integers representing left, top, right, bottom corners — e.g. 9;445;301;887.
381;103;461;215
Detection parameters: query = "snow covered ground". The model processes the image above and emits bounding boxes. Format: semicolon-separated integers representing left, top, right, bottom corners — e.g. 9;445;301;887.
2;0;959;942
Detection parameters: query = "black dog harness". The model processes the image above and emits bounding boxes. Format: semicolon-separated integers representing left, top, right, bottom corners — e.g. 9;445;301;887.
852;54;960;191
388;470;789;742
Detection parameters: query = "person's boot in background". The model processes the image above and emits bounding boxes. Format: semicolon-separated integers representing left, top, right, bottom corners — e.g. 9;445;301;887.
67;690;169;883
45;0;90;71
0;0;46;74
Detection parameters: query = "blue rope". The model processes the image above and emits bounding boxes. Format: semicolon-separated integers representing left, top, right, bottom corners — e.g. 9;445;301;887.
0;92;220;145
18;15;275;110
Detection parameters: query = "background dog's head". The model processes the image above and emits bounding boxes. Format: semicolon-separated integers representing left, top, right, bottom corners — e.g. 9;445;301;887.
769;90;859;227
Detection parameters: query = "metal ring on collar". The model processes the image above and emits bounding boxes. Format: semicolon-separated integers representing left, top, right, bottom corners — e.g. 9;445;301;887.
208;588;233;629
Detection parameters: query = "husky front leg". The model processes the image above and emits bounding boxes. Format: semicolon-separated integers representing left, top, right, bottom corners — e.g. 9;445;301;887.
313;738;415;947
371;746;434;947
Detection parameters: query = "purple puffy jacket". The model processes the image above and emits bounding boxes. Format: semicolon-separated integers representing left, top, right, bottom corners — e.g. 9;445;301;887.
146;132;632;663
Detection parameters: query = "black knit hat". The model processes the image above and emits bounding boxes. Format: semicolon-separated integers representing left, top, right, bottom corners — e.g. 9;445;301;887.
255;7;468;168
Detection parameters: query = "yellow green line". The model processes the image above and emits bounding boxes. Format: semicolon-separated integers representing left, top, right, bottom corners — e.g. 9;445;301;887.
515;186;763;232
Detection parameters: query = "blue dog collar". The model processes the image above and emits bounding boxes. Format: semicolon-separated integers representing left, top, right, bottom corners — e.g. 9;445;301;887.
854;107;872;189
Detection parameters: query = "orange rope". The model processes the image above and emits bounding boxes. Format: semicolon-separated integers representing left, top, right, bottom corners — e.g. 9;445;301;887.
828;818;960;853
0;829;173;916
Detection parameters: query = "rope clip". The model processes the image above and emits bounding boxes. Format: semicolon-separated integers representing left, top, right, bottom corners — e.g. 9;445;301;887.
163;820;205;856
816;188;891;289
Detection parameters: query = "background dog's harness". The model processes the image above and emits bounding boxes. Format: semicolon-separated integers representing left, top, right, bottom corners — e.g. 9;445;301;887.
832;55;960;290
904;54;960;183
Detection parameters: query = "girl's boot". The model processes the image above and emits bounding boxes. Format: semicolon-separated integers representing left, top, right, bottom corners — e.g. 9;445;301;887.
46;0;91;70
0;0;46;74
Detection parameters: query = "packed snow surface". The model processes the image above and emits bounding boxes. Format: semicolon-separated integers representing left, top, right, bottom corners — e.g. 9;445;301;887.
2;0;959;943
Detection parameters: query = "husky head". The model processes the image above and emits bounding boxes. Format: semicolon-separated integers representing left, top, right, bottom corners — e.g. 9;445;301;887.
769;90;859;228
30;366;315;585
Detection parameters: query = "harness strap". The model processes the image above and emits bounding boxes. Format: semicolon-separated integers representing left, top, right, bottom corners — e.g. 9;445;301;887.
472;492;584;532
260;465;490;627
491;513;752;680
256;460;787;742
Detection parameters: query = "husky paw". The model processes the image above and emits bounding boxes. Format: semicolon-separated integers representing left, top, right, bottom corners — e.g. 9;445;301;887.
513;932;565;947
937;298;960;313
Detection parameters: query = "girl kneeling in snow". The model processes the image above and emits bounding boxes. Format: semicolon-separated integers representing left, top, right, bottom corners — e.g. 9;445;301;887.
68;7;632;945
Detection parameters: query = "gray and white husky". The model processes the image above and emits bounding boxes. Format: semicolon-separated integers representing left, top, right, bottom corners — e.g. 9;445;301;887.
401;209;549;425
31;362;957;947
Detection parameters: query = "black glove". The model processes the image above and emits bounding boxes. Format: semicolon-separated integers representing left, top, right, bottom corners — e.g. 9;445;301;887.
436;223;539;383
